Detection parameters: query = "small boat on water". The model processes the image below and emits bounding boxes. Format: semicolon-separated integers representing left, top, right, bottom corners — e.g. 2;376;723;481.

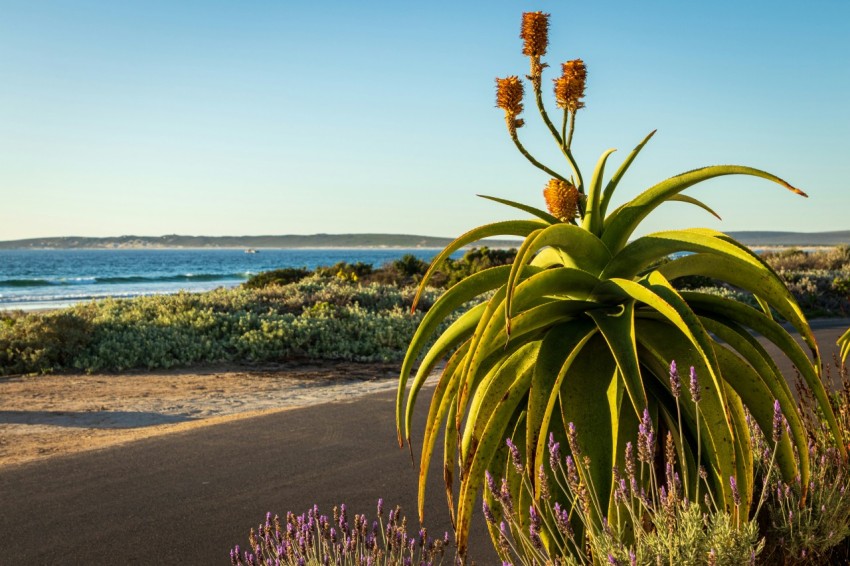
244;249;258;254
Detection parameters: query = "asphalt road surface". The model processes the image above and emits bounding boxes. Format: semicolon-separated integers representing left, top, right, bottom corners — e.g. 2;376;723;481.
1;321;847;565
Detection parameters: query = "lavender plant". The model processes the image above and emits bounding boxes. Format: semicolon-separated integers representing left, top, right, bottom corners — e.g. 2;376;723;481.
754;359;850;564
396;10;845;558
482;397;765;565
230;500;453;566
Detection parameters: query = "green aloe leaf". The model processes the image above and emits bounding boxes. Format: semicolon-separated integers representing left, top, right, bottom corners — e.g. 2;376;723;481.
588;301;647;418
412;220;548;310
559;334;619;524
599;130;657;218
634;321;735;507
398;265;515;424
713;344;796;497
666;195;722;220
601;165;806;253
658;252;818;362
527;321;597;476
478;194;560;224
461;342;540;470
604;228;767;279
418;342;469;523
839;327;850;365
399;302;487;446
505;224;612;330
455;354;537;556
699;316;806;485
724;382;754;517
581;148;617;236
532;322;599;482
683;292;846;460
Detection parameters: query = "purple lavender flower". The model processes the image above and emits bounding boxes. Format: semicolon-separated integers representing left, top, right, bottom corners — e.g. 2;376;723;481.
608;554;620;565
482;501;496;523
669;360;681;399
615;478;628;502
567;422;581;456
529;507;544;550
638;408;654;464
499;478;514;515
529;505;541;531
537;464;550;500
548;433;561;470
772;399;784;443
629;550;637;566
689;366;701;403
377;498;384;517
506;438;523;473
730;476;740;506
565;455;579;489
485;470;498;497
498;522;510;553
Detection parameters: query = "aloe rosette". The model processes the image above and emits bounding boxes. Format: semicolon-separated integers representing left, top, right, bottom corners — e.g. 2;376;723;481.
395;12;845;558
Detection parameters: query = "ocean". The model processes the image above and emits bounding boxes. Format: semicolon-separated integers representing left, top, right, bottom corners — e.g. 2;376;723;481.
0;248;459;311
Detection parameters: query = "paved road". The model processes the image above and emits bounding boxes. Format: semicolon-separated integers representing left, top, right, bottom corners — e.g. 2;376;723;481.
1;321;847;565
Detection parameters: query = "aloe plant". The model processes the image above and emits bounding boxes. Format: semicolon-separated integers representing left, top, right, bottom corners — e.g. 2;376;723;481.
395;11;846;559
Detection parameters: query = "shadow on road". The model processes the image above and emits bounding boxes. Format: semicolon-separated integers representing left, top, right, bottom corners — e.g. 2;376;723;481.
0;410;196;428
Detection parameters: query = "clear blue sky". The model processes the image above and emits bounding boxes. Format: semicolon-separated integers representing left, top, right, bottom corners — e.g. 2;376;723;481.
1;0;848;241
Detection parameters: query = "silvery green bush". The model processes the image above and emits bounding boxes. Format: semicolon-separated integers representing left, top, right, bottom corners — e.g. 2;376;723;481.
0;277;451;374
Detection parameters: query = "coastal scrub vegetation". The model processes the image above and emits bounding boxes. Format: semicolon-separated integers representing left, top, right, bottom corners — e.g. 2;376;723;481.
1;246;846;376
0;248;514;375
395;9;847;563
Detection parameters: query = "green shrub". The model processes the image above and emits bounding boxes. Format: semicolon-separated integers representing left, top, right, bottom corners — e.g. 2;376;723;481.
0;310;92;374
244;268;312;289
762;245;850;272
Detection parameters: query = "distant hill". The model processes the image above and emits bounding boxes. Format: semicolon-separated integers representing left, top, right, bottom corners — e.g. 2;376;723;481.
725;231;850;246
2;231;848;250
0;234;523;250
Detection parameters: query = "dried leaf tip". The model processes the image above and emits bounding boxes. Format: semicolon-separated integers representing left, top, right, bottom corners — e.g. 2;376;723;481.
554;59;587;113
520;12;549;58
543;179;580;221
495;76;525;135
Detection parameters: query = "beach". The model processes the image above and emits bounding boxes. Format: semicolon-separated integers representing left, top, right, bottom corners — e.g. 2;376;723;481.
0;361;421;468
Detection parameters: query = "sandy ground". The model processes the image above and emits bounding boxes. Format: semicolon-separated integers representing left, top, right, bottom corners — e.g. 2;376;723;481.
0;361;430;468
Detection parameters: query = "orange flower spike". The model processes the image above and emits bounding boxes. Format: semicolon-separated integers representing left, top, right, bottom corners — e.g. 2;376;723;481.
495;76;525;135
554;59;588;113
543;179;580;221
520;12;549;58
